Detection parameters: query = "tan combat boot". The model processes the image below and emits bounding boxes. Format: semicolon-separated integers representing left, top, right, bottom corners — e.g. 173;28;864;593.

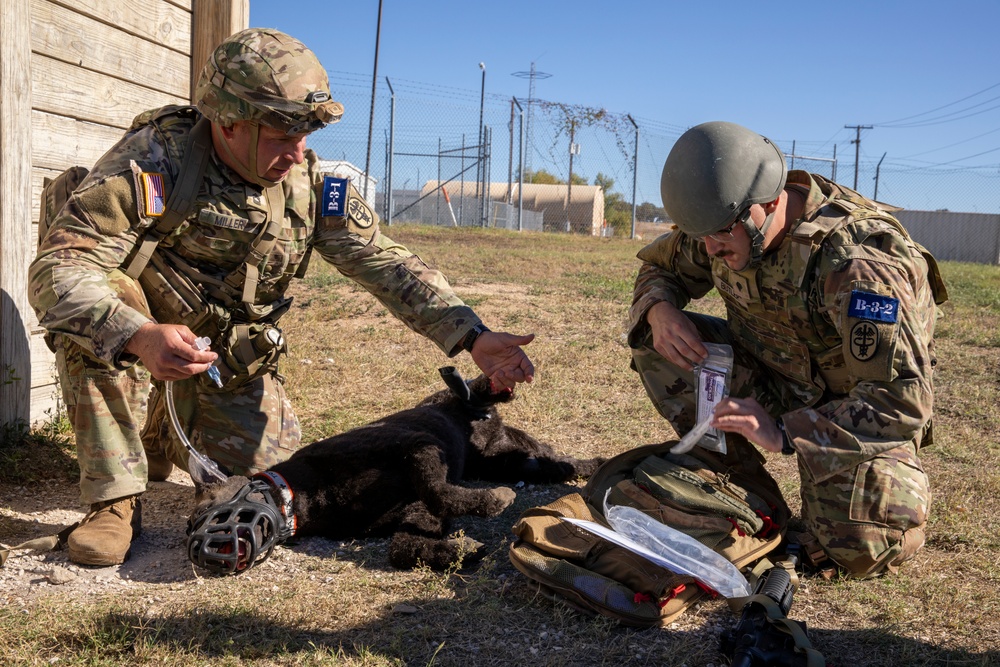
67;495;142;566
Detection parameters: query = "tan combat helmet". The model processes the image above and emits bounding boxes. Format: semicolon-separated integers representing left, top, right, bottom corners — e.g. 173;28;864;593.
660;121;787;267
195;28;344;187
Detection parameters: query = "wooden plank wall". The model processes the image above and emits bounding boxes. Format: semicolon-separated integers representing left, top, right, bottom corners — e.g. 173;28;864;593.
16;0;247;427
0;2;34;435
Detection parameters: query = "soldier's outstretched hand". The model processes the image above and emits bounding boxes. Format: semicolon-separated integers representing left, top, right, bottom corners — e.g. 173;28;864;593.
125;322;218;381
470;331;536;390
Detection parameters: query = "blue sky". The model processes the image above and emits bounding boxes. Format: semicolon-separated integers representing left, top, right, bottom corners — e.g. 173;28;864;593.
251;1;1000;212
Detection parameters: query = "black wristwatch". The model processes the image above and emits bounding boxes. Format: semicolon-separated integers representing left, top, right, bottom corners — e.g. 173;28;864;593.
461;324;490;353
776;418;795;456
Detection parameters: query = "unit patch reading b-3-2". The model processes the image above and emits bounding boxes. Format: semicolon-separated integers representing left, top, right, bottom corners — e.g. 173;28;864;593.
847;290;899;324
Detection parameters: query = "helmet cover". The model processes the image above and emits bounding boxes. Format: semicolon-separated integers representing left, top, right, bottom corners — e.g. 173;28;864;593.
196;27;344;135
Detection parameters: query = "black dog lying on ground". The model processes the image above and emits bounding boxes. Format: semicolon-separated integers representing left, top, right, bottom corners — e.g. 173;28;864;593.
187;367;602;574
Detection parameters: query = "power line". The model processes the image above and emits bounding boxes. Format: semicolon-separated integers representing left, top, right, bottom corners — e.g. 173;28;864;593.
874;79;1000;126
881;96;1000;129
898;126;1000;159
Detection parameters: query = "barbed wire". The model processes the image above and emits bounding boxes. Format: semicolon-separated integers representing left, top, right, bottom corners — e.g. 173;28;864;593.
308;69;1000;223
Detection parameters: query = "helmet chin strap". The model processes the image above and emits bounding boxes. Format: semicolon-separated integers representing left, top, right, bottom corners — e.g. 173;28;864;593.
213;121;282;189
740;208;778;268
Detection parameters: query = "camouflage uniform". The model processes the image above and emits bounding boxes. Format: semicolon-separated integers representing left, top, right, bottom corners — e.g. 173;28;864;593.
628;171;947;577
29;104;482;504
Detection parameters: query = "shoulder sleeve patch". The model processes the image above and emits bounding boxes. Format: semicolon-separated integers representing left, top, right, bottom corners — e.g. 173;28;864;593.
841;282;899;381
138;172;166;217
847;290;899;323
348;194;375;230
320;176;349;217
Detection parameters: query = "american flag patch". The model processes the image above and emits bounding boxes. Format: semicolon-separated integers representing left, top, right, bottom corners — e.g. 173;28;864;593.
140;172;166;217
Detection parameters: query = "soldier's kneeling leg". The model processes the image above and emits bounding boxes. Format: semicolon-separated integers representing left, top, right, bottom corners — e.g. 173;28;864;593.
142;371;301;477
799;443;930;578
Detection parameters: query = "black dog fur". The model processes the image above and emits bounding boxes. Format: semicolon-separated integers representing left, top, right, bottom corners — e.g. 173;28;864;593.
190;367;602;571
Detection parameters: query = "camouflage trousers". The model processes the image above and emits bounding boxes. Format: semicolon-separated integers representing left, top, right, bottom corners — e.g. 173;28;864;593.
141;372;301;480
54;334;151;505
54;271;301;505
630;312;930;578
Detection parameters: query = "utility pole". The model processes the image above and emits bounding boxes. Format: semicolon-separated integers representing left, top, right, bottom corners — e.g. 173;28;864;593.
566;119;577;233
476;62;486;207
874;152;887;200
363;0;384;201
844;124;872;190
627;114;638;240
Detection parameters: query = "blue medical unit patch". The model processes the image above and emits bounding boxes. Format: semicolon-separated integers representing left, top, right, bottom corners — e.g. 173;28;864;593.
848;290;899;323
321;176;349;217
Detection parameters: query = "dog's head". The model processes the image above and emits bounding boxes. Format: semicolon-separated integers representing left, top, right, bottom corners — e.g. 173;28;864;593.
187;475;288;575
437;365;514;410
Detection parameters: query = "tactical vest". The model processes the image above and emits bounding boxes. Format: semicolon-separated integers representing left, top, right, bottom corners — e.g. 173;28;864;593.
711;176;946;410
123;106;318;388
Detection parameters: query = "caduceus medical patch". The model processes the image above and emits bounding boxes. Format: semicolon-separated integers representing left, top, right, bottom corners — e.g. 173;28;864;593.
844;286;900;380
850;320;879;361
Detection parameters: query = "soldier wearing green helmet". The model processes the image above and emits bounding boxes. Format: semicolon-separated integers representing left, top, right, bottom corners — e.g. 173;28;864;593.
28;28;535;567
628;121;948;578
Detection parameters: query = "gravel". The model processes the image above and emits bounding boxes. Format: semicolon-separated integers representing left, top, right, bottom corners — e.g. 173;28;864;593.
0;466;311;602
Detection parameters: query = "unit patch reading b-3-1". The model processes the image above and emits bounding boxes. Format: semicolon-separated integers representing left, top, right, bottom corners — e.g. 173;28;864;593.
321;176;349;217
844;287;900;379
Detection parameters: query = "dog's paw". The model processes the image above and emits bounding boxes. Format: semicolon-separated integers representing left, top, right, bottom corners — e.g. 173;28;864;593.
485;486;517;516
576;457;607;478
447;535;485;553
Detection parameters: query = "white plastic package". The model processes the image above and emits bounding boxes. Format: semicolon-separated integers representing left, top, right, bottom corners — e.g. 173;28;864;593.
691;342;733;454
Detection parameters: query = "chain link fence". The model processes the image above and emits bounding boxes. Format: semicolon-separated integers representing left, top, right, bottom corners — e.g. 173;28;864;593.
309;71;1000;263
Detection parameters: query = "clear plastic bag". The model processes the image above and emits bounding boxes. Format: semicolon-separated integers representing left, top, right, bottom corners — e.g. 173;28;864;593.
594;489;751;598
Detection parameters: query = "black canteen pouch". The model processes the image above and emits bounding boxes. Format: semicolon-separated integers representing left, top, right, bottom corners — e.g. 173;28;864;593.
214;320;289;390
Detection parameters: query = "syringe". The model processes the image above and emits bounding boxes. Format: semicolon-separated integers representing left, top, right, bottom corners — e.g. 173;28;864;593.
193;336;223;388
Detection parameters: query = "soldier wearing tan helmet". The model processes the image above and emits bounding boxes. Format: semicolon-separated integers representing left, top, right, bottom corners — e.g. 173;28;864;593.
628;121;948;577
29;28;535;567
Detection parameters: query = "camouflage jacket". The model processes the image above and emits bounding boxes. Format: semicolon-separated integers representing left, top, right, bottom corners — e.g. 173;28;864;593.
29;106;480;367
629;171;948;482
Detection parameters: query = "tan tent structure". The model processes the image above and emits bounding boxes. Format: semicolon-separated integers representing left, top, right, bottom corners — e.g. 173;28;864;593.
421;181;606;235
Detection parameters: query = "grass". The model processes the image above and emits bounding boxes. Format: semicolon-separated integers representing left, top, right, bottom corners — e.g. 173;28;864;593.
2;224;999;666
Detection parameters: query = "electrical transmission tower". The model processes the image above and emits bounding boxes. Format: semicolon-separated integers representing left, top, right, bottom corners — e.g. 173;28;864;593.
511;62;552;177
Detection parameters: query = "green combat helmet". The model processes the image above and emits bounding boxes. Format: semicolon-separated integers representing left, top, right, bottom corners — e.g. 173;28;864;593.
660;121;787;267
195;27;344;187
